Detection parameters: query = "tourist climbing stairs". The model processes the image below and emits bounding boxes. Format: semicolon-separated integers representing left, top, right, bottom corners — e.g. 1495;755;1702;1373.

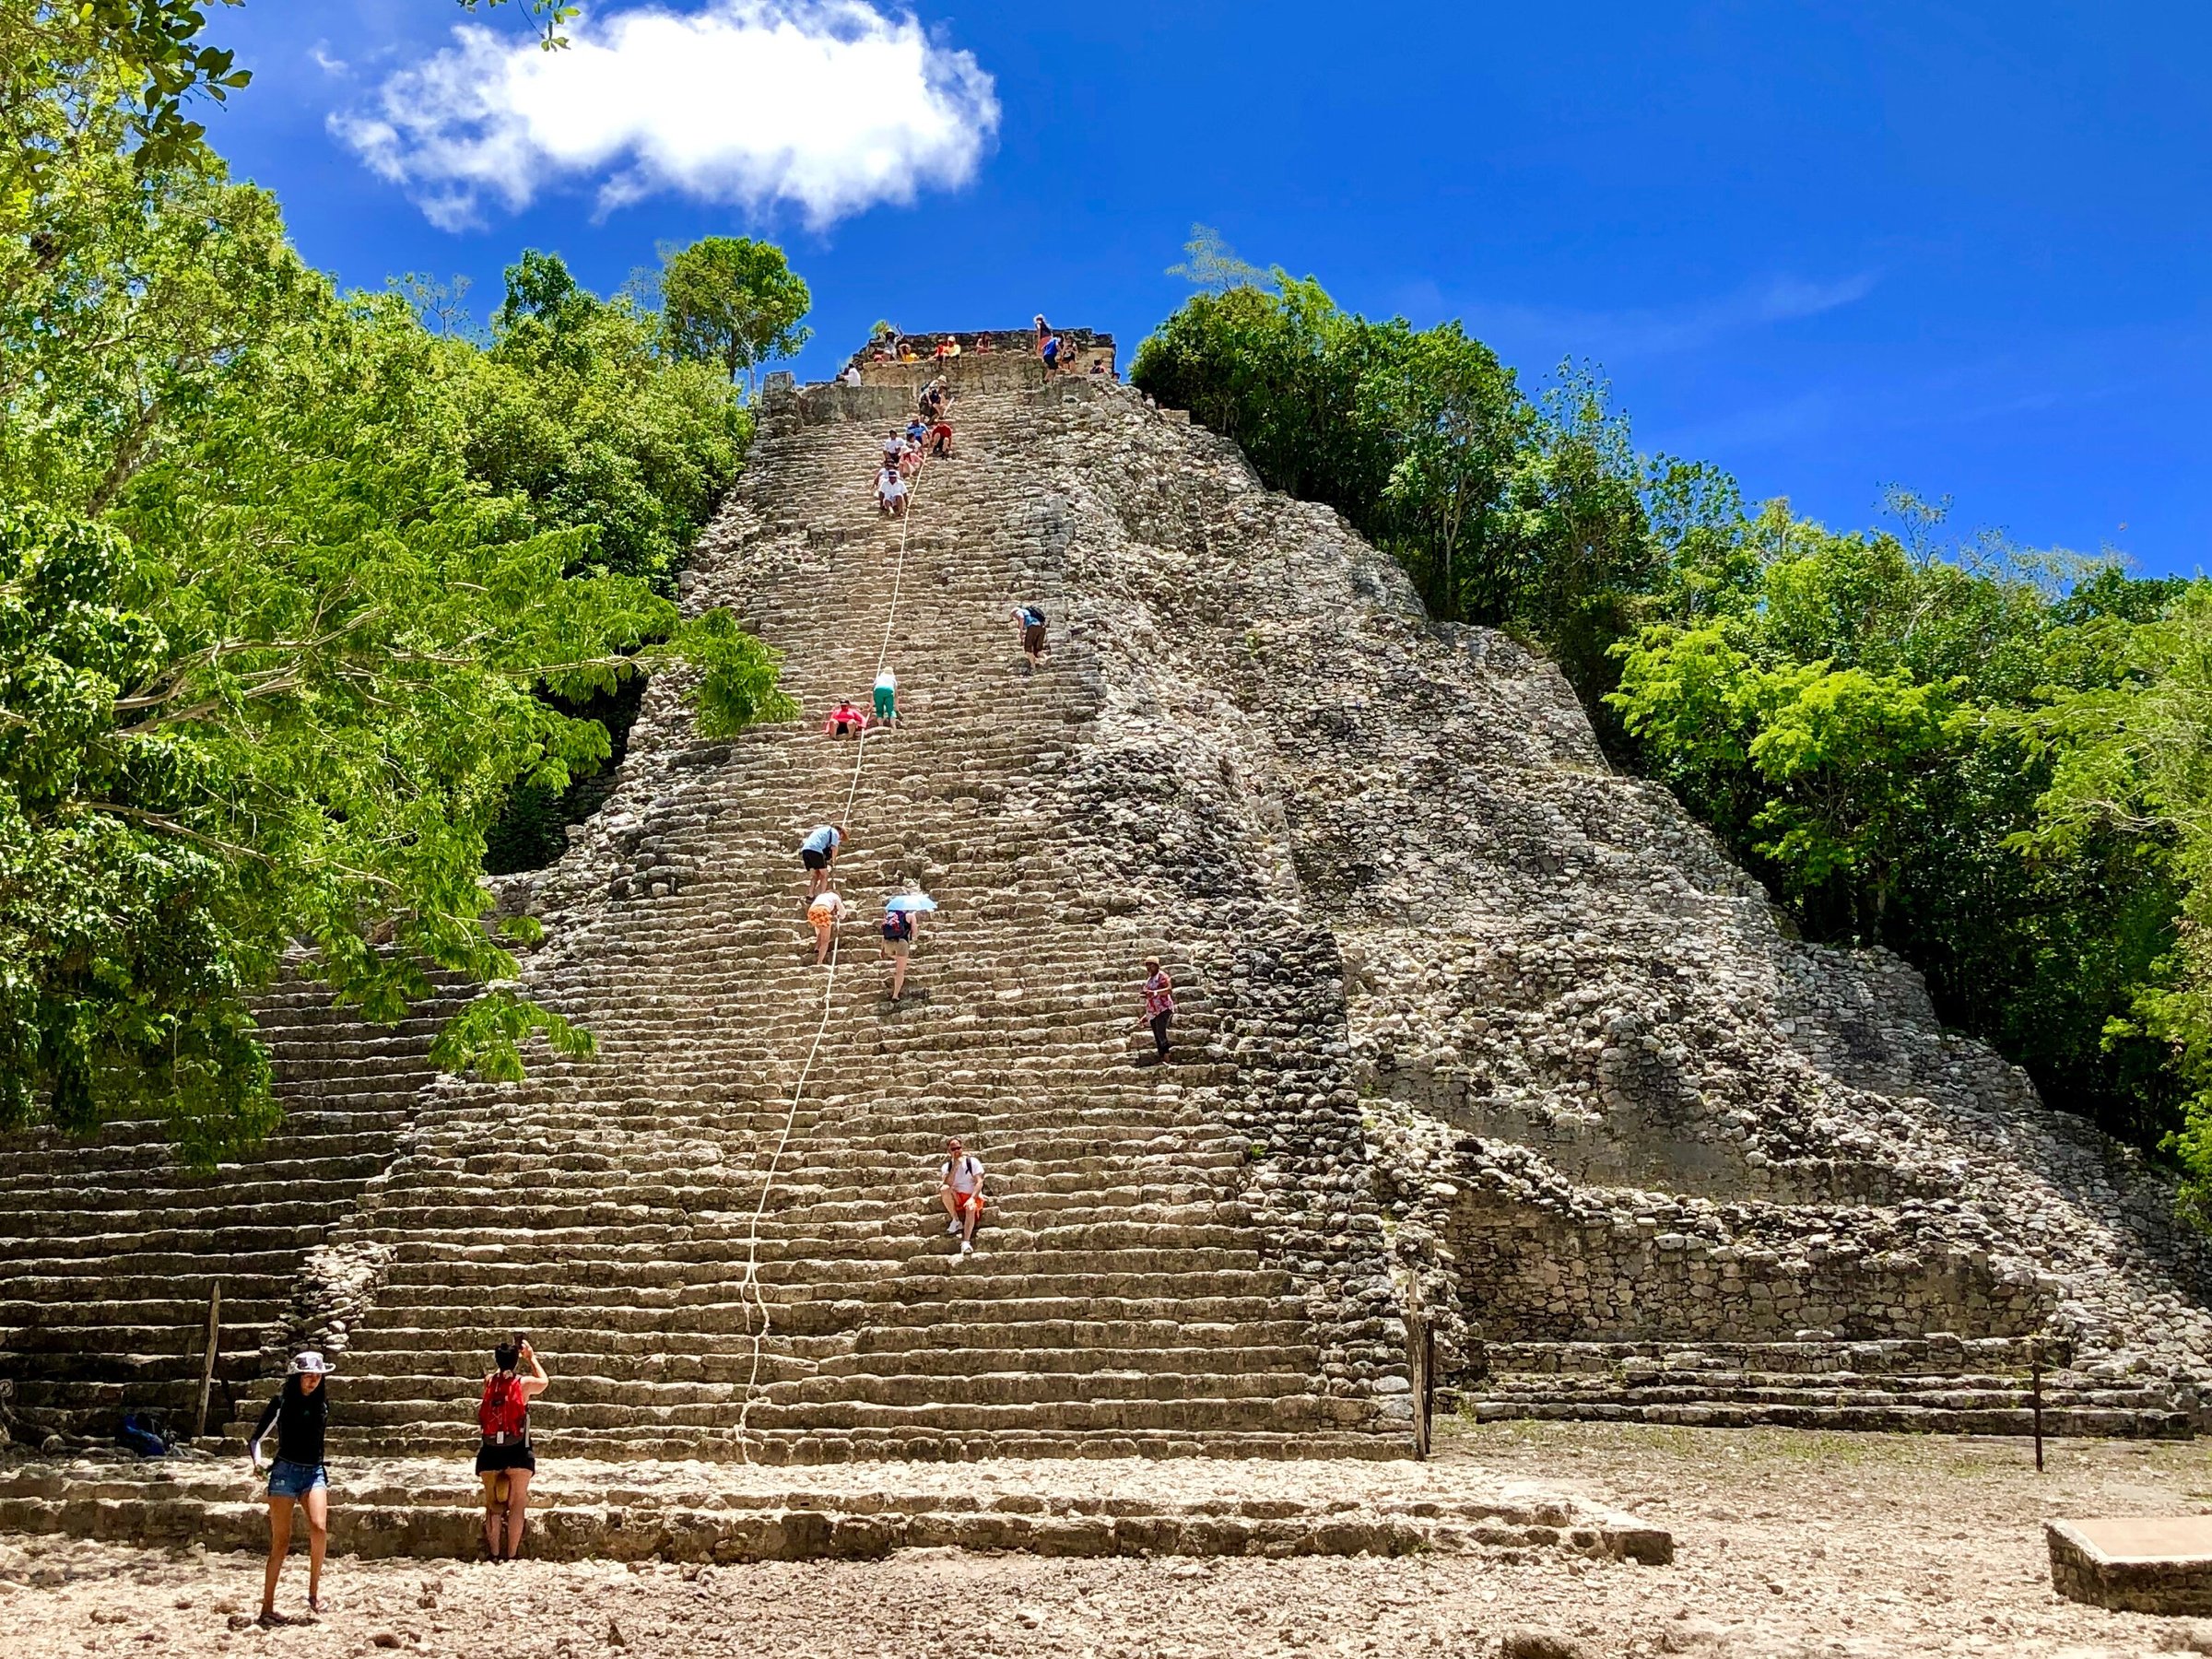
196;391;1395;1463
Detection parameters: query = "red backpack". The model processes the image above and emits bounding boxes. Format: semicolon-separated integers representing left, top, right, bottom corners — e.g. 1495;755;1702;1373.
478;1373;528;1441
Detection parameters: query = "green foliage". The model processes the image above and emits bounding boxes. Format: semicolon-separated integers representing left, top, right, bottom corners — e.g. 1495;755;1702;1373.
1610;503;2187;1157
2;2;251;186
1166;223;1267;293
1130;277;1650;689
1;33;794;1157
455;0;580;49
1134;257;2212;1201
459;248;747;594
655;236;812;394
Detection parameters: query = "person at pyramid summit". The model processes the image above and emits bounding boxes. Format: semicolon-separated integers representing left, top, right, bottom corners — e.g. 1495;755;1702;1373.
477;1337;547;1562
807;885;846;966
799;823;846;896
940;1136;986;1255
1041;332;1063;373
823;698;868;738
246;1349;335;1626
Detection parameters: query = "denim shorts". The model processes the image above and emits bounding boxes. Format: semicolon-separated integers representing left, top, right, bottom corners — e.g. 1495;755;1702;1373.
267;1458;326;1499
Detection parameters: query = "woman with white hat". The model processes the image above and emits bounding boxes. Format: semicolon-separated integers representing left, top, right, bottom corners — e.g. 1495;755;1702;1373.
245;1349;335;1625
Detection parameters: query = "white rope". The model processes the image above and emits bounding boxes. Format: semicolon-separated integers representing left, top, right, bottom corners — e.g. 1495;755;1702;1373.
731;421;931;1461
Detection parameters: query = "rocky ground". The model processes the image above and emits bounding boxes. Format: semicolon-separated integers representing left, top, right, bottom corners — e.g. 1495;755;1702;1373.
5;1422;2212;1656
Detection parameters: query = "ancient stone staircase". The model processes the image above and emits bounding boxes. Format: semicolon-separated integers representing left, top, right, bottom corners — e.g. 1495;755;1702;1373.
179;385;1405;1464
9;342;2212;1476
1468;1337;2191;1436
0;979;470;1444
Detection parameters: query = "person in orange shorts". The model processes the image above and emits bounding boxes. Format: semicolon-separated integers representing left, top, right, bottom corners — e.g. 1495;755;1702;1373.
939;1137;985;1256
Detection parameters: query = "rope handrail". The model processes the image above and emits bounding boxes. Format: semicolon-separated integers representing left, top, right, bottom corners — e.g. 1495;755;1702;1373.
730;434;929;1461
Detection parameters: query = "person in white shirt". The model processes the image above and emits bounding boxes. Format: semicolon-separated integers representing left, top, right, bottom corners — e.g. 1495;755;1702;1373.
873;665;898;724
841;364;863;386
876;465;907;518
806;887;844;965
939;1137;985;1255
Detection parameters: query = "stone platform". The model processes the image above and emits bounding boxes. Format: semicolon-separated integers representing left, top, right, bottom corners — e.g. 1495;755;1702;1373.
2047;1514;2212;1614
0;1453;1670;1566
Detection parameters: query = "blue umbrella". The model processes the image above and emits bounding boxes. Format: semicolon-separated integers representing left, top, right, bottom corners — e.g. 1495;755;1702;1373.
885;893;937;913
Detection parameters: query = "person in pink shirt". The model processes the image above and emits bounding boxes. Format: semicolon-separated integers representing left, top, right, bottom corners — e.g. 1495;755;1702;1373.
823;699;868;737
1137;956;1176;1061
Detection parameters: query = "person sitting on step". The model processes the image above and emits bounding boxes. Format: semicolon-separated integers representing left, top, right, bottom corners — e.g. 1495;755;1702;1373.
905;417;929;449
1012;604;1048;668
873;666;898;726
920;377;948;422
882;900;920;999
477;1337;547;1562
799;824;846;896
940;1137;985;1256
807;886;845;965
881;428;907;465
823;698;868;738
876;463;908;518
246;1350;335;1626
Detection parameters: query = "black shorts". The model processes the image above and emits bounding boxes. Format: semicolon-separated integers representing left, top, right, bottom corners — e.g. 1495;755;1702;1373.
801;848;829;870
477;1439;536;1475
1022;623;1046;653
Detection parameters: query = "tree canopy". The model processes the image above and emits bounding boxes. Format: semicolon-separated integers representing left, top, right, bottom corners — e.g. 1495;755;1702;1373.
1;12;799;1159
1135;265;2212;1219
654;236;813;395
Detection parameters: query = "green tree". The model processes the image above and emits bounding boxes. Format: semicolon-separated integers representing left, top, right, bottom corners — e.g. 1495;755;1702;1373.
1358;322;1526;623
1166;223;1266;293
655;236;812;396
1;41;794;1155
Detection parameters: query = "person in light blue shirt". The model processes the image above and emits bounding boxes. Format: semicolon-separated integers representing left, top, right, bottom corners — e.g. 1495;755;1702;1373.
798;824;845;897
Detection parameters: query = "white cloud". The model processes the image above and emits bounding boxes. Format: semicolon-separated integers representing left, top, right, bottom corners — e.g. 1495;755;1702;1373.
310;41;350;76
330;1;998;231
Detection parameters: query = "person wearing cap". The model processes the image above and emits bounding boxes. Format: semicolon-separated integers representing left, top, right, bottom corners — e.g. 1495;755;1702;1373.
246;1350;335;1625
939;1137;985;1256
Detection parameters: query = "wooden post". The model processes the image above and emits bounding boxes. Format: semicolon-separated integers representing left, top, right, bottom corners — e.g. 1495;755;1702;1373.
2030;1335;2044;1473
194;1281;222;1442
1424;1321;1437;1453
1410;1312;1432;1461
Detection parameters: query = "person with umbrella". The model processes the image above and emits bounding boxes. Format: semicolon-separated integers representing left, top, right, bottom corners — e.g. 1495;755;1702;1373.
882;891;935;1001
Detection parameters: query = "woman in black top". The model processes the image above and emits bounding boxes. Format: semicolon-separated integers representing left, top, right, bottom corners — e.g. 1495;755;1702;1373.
245;1350;334;1625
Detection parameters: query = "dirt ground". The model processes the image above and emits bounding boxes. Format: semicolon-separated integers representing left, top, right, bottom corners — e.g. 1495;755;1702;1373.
4;1420;2212;1657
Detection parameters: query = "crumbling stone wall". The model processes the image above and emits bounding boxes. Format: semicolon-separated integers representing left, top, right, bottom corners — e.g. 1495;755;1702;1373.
1002;375;2212;1418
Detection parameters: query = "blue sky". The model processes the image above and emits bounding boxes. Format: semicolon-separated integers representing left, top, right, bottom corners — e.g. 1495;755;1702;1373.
203;2;2210;573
